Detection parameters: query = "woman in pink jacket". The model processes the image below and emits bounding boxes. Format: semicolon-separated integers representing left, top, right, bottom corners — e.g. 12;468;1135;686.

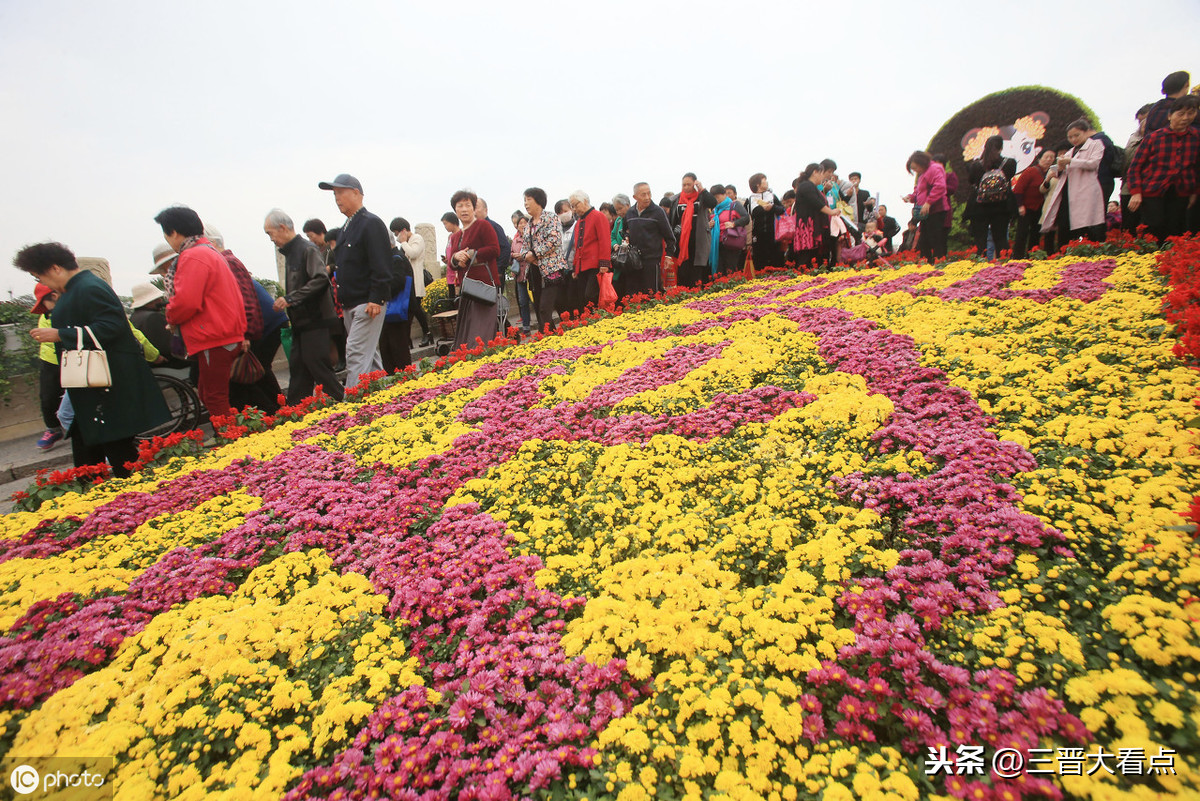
1040;119;1106;252
903;151;949;263
155;206;247;417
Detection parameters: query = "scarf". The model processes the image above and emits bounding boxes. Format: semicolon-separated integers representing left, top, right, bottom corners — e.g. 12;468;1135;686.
166;235;207;299
710;197;734;267
675;190;700;265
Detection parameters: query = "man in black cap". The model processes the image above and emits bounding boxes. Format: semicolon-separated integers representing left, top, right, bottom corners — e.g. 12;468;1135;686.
317;173;391;389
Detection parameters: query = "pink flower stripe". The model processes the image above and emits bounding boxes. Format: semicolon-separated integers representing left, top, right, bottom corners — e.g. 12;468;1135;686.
0;469;245;563
937;263;1030;302
854;270;944;297
295;345;609;440
936;259;1115;303
287;505;639;800
777;305;1084;798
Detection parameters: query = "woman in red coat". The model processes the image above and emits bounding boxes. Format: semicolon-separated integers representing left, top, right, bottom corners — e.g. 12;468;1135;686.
155;206;247;416
447;189;501;349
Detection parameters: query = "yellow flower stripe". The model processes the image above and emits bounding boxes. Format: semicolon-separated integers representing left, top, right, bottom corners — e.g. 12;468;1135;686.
0;252;1195;800
0;490;261;631
12;550;430;800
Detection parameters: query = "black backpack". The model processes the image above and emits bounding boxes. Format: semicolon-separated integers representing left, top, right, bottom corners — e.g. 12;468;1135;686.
1104;137;1127;178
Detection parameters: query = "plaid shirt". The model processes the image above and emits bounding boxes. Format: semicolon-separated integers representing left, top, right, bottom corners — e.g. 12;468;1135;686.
1126;126;1200;197
221;249;265;340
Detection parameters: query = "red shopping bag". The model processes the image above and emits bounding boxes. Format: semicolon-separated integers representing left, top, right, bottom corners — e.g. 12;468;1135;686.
662;257;678;290
598;271;617;312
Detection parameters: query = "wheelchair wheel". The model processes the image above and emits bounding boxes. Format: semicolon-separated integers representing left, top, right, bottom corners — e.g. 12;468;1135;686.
138;374;202;440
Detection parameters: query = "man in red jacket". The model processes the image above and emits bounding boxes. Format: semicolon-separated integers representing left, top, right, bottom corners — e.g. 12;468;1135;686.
567;190;611;313
155;206;247;416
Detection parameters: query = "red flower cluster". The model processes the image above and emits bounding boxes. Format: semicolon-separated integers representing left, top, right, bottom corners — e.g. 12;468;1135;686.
35;463;111;488
210;403;284;443
10;463;114;512
1158;235;1200;366
123;430;206;474
1156;234;1200;528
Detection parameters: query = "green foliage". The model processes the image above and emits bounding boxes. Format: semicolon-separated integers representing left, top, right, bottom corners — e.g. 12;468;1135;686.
0;296;36;325
0;298;41;402
257;277;282;298
423;278;448;314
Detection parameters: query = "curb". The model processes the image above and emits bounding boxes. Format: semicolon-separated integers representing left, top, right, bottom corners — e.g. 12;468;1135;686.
2;448;73;484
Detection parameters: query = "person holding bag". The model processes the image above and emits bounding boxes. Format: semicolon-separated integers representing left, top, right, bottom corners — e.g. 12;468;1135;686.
519;187;570;332
19;242;169;478
447;189;501;349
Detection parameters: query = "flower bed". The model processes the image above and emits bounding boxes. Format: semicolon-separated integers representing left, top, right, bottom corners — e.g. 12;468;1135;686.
0;245;1197;800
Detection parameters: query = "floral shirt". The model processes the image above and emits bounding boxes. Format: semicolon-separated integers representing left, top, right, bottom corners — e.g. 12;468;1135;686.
521;213;569;280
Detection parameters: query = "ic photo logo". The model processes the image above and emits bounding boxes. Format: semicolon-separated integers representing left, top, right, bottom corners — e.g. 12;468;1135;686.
9;765;38;795
3;758;111;799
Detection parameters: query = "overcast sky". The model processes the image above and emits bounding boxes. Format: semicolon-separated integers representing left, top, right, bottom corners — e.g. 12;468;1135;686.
1;0;1196;300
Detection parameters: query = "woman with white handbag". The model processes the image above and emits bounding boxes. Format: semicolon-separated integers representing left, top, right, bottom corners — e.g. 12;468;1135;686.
19;242;169;478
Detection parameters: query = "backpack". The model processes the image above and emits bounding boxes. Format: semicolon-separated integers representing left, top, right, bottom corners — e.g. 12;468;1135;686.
389;250;414;297
719;207;748;250
1106;139;1127;178
975;160;1010;204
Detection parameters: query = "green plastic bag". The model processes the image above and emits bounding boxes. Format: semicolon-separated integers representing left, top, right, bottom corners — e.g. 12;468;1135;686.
280;325;293;359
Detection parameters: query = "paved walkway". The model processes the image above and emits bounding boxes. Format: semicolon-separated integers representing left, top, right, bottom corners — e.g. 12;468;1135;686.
0;340;442;514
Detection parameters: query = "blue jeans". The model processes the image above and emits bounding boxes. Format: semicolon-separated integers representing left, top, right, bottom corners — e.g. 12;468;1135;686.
514;281;531;332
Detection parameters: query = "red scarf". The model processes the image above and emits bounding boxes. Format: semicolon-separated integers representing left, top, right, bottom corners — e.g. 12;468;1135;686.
675;190;700;264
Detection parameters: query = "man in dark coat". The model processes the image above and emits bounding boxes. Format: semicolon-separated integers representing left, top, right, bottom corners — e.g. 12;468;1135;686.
318;173;391;389
666;173;717;288
623;181;676;297
477;198;510;292
265;209;345;404
20;242;169;477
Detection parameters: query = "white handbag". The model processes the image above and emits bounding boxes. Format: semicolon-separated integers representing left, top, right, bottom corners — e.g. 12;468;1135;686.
60;326;112;388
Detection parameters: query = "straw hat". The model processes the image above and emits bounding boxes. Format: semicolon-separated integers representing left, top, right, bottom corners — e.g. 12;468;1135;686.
151;242;176;274
203;225;224;250
131;282;165;309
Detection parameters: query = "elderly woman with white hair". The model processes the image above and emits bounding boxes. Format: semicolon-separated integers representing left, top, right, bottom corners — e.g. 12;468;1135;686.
566;189;612;313
610;193;631;247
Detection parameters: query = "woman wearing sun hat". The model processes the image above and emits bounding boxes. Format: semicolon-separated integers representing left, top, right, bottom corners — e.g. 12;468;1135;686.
130;281;188;369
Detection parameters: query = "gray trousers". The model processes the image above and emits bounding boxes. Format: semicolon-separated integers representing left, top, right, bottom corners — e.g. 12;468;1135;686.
343;302;384;389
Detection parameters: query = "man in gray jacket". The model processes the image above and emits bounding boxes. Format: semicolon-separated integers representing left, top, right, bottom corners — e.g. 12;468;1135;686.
265;208;345;404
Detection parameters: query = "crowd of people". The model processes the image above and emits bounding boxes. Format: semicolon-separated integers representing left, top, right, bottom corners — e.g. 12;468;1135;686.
13;69;1198;477
908;70;1200;262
